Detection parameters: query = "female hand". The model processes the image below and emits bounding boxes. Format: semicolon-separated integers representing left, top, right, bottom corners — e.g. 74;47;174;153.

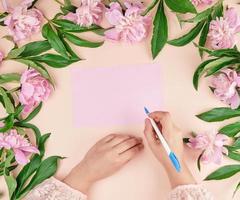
144;111;196;188
63;134;143;194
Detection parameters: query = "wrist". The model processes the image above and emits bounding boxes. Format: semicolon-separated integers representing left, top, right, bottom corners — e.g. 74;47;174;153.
163;159;196;188
63;163;94;194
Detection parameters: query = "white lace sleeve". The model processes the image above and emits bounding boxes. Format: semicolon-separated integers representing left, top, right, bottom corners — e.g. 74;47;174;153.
24;177;87;200
168;184;214;200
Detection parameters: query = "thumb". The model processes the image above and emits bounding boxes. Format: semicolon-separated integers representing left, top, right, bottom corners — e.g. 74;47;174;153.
144;119;158;147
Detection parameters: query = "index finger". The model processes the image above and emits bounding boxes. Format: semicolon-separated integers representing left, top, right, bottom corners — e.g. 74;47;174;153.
148;111;171;123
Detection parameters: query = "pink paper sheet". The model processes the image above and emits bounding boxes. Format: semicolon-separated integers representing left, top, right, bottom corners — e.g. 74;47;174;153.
71;64;163;127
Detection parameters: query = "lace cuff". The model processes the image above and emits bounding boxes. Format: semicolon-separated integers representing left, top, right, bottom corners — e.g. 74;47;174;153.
24;177;87;200
168;184;213;200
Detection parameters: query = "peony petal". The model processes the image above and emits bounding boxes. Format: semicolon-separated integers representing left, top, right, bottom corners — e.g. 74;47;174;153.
20;145;40;154
105;28;121;41
105;9;123;26
13;148;29;165
21;83;35;99
230;92;240;109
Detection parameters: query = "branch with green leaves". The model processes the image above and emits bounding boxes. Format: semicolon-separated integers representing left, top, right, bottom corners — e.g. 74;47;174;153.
0;77;62;199
149;0;224;59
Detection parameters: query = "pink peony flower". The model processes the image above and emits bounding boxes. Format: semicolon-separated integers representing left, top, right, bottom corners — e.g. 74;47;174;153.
187;131;229;164
19;69;52;113
104;2;151;43
208;8;240;49
4;0;43;42
0;51;4;64
0;130;39;165
63;0;105;27
211;69;240;109
191;0;213;7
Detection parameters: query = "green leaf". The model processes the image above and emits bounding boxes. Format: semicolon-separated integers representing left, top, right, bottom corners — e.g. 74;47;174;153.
14;104;24;119
64;0;71;5
16;133;51;193
198;20;210;58
0;73;21;84
19;40;51;57
233;182;240;198
64;32;104;48
205;164;240;180
168;21;204;46
4;175;17;198
42;23;68;58
197;108;240;122
193;58;217;90
52;19;102;33
7;47;26;59
142;0;160;16
38;133;51;157
18;156;62;199
212;2;223;19
233;138;240;148
151;0;168;59
4;152;17;199
15;59;54;84
60;5;77;14
210;48;240;58
57;30;80;59
205;57;239;76
227;149;240;161
0;114;14;132
165;0;196;14
0;87;15;114
30;53;79;68
219;122;240;137
21;102;42;123
14;122;41;146
183;7;212;23
15;156;41;195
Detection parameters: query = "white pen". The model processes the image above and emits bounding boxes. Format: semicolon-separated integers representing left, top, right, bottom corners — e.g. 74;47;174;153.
144;107;181;172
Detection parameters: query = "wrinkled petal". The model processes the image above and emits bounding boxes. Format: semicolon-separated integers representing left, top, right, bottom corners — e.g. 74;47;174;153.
229;92;240;109
208;7;240;49
20;145;40;154
13;148;29;165
105;28;121;41
105;1;151;43
19;69;51;113
4;1;42;42
105;9;123;26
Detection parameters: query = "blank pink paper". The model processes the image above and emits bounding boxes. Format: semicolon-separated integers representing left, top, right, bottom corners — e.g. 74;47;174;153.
71;64;163;127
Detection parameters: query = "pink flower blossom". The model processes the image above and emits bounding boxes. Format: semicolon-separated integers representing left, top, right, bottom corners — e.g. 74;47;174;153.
211;69;240;109
19;69;52;113
4;0;43;42
104;2;151;43
0;130;39;165
187;131;229;164
0;51;4;64
191;0;213;7
63;0;105;27
208;8;240;49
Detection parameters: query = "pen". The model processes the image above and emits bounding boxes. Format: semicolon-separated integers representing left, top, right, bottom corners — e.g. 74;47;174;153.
144;107;181;172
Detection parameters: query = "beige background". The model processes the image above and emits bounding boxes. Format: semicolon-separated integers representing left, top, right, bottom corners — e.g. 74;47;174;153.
0;0;240;199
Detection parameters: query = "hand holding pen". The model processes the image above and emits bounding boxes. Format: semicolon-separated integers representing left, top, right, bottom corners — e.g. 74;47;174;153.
143;111;196;188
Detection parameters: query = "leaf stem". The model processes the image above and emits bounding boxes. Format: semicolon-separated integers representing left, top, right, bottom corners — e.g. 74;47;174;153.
142;0;160;16
54;0;64;6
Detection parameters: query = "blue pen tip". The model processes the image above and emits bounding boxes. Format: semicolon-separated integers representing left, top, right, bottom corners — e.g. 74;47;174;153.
144;107;150;115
